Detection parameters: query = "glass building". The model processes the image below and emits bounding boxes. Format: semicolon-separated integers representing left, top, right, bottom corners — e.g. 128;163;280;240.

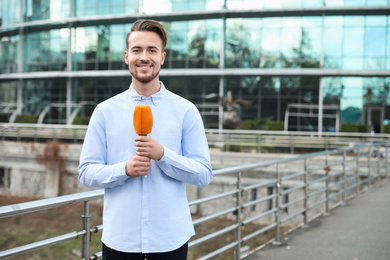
1;0;390;132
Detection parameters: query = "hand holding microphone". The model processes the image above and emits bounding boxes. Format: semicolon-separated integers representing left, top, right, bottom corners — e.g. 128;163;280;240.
126;105;164;177
133;105;163;160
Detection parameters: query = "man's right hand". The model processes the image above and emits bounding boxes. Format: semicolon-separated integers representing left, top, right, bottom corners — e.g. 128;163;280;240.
126;155;150;177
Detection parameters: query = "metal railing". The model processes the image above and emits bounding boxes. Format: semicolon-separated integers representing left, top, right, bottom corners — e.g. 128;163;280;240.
0;142;389;259
2;122;390;153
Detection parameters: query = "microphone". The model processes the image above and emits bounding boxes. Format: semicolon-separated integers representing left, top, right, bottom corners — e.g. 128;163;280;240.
133;105;153;136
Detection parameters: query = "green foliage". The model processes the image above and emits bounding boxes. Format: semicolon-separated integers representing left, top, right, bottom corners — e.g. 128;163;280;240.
240;119;284;131
15;115;39;123
0;113;9;122
73;116;90;125
384;125;390;133
341;123;369;133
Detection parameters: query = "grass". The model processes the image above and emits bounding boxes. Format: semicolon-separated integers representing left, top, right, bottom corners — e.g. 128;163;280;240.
0;195;286;260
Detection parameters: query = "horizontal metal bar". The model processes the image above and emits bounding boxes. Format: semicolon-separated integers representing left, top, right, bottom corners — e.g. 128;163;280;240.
242;223;277;243
307;165;328;174
243;179;276;191
281;196;305;209
91;225;103;233
281;171;305;181
242;208;278;226
192;207;237;226
280;208;306;223
346;183;359;191
196;242;238;260
189;224;239;247
0;189;104;218
329;180;343;190
329;170;344;177
188;189;238;206
281;184;305;195
308;198;327;210
0;231;86;258
90;251;102;260
243;194;277;209
308;176;328;186
329;190;344;200
308;187;327;197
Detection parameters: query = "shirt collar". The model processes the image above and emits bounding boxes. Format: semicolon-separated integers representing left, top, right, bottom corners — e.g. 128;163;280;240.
128;82;166;106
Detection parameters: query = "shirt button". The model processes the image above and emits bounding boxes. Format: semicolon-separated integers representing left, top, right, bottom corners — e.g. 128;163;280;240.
144;175;148;178
143;223;147;226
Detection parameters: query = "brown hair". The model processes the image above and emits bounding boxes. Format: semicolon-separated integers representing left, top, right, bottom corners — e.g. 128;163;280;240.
126;19;167;51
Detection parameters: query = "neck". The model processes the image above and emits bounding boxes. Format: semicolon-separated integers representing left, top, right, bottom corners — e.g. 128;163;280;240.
132;78;161;97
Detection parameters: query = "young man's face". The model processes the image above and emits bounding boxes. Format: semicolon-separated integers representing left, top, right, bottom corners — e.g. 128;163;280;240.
125;31;166;85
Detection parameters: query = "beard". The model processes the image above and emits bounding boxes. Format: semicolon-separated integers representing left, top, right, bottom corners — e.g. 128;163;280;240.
129;62;161;84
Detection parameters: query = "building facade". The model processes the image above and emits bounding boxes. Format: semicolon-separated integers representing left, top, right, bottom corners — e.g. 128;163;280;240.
1;0;390;132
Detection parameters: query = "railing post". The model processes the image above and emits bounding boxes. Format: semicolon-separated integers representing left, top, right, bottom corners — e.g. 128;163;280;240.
273;163;282;245
324;153;330;215
386;143;389;180
377;145;381;185
303;158;309;227
342;151;346;204
290;135;294;154
257;134;262;153
235;171;242;260
356;148;361;196
1;125;5;141
81;201;91;260
368;145;371;190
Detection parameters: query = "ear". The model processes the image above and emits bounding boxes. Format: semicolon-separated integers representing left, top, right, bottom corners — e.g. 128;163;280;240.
161;51;166;65
124;51;128;64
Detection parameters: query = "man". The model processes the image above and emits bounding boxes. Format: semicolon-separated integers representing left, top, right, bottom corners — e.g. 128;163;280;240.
78;19;213;260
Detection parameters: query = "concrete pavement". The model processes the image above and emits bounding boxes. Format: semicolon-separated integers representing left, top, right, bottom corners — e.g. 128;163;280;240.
244;181;390;260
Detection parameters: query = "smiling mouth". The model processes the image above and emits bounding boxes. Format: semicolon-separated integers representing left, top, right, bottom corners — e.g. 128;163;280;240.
136;63;152;69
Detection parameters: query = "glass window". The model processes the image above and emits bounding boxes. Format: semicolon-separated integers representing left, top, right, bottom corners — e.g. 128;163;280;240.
206;0;224;10
343;58;363;69
365;27;386;57
227;0;263;9
0;36;19;73
24;29;67;72
325;0;343;7
325;16;343;27
302;0;322;7
344;0;365;6
324;28;343;57
143;0;172;13
344;16;365;27
366;16;387;26
282;0;302;8
343;28;364;56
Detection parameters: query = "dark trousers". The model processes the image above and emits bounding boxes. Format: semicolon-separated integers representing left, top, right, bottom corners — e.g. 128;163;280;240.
102;242;188;260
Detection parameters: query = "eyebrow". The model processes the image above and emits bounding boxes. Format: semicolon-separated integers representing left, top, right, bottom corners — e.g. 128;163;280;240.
130;45;159;50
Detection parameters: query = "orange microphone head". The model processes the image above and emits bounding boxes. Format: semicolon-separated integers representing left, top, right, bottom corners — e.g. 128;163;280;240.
133;105;153;136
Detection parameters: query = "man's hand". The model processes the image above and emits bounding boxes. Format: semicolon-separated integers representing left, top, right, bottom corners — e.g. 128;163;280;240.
126;155;150;177
134;136;164;161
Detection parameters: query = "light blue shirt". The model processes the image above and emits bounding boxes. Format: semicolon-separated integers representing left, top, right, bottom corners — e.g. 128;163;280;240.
78;83;213;253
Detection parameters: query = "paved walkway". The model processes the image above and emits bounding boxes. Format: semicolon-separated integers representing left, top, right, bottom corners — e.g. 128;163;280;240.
244;181;390;260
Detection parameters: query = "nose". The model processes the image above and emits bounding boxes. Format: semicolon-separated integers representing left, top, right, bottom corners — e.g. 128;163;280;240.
140;50;149;61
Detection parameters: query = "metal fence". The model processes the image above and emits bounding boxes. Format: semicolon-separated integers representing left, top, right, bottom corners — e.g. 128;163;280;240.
0;141;388;259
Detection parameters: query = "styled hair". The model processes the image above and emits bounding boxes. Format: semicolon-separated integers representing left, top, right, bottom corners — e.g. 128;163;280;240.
126;19;167;51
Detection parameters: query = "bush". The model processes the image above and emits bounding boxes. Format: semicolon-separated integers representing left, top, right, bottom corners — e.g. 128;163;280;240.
240;119;284;131
15;115;39;123
341;123;369;133
384;125;390;133
0;113;9;122
73;116;90;125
